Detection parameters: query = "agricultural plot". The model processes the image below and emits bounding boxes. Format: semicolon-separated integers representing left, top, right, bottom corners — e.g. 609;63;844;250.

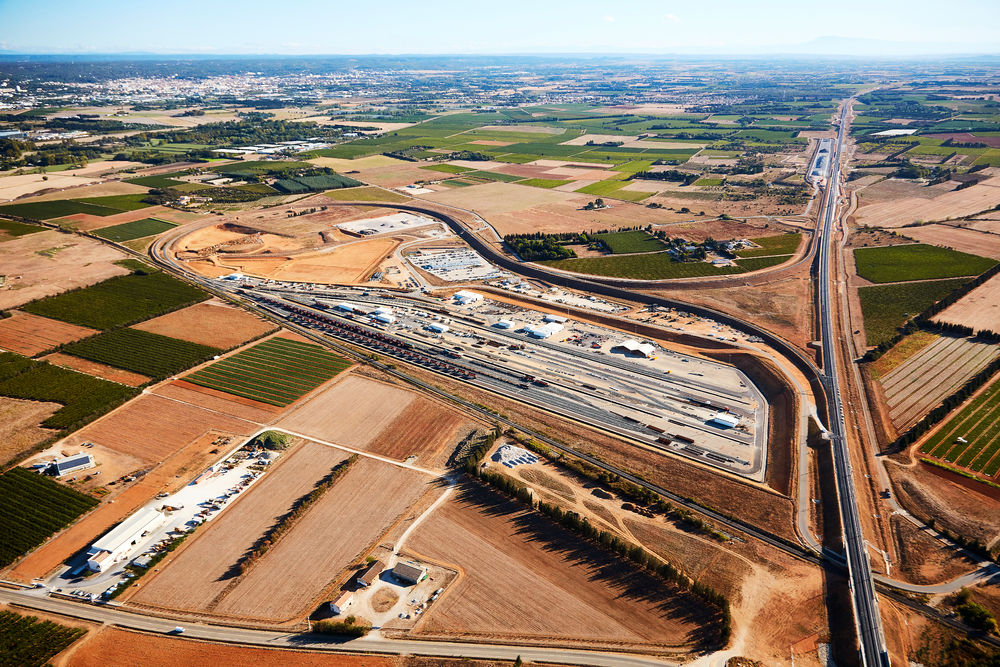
0;219;44;238
576;179;654;202
0;311;96;356
0;193;153;222
184;337;350;407
0;609;87;667
0;466;98;568
321;186;412;203
933;272;1000;333
124;171;190;189
90;218;176;242
920;374;1000;477
131;300;277;350
594;230;666;254
858;279;970;346
21;271;208;330
76;193;154;212
881;335;1000;431
420;164;471;174
854;244;997;283
61;328;220;381
735;233;802;258
0;352;136;431
517;178;573;189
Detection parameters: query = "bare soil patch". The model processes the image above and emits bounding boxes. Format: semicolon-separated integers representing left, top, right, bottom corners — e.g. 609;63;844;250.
152;381;282;422
205;238;399;284
276;374;415;447
421;181;581;217
933;271;1000;332
855;177;1000;228
407;481;717;650
0;230;129;310
0;173;101;200
890;515;978;585
12;178;147;203
41;352;149;387
74;394;261;463
902;223;1000;260
0;397;59;464
366;396;472;464
131;300;277;349
0;311;97;356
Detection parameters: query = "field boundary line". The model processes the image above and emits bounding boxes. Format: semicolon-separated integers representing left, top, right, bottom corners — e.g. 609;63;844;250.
265;427;441;477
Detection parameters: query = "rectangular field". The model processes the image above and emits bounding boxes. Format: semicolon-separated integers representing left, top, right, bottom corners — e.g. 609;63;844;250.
0;219;44;238
594;230;666;254
735;233;802;258
90;218;176;242
0;467;98;568
407;482;713;648
0;312;97;356
540;253;742;280
919;373;1000;477
0;609;87;665
60;328;220;381
858;279;970;346
932;272;1000;333
854;244;996;283
20;271;208;330
183;337;350;407
881;335;1000;431
130;300;278;350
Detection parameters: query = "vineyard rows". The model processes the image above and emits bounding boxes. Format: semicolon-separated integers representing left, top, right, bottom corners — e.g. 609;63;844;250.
62;328;220;380
920;374;1000;477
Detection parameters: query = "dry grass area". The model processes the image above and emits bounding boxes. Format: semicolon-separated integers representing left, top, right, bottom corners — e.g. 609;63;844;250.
0;397;59;464
0;311;96;356
355;163;441;188
890;515;979;585
134;448;429;623
933;272;1000;332
902;223;1000;260
19;178;147;202
0;173;102;200
131;299;277;349
847;227;914;249
0;230;129;310
276;374;415;446
407;481;717;651
855;176;1000;228
40;352;149;387
421;181;581;217
867;330;938;379
74;394;262;463
366;396;472;464
879;335;999;431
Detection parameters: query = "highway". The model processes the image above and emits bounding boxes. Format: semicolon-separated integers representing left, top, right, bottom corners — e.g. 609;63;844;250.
815;101;891;667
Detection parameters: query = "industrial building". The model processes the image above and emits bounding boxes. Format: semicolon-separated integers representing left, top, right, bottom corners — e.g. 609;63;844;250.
493;319;514;329
329;591;353;615
391;562;426;586
50;453;95;477
86;508;166;572
709;412;740;429
356;560;384;587
426;322;449;334
543;314;568;324
453;290;483;305
612;339;657;358
525;322;563;339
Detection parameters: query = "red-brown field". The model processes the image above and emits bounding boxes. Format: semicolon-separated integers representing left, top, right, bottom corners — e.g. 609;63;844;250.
132;446;430;623
152;381;282;422
41;352;149;387
366;397;470;464
70;393;262;463
407;481;716;650
0;311;97;356
131;299;277;349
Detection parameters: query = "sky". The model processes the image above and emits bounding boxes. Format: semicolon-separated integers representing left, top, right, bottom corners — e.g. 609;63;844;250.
0;0;998;56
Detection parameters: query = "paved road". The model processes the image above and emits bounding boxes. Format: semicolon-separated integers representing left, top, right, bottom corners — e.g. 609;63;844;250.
0;588;674;667
816;101;891;667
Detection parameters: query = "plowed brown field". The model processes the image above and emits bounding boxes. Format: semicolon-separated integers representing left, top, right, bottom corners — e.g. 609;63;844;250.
367;397;470;463
902;224;1000;260
74;394;261;462
152;381;281;422
408;482;715;649
855;176;1000;228
131;300;277;349
933;271;1000;332
0;311;96;355
41;352;149;387
133;449;430;623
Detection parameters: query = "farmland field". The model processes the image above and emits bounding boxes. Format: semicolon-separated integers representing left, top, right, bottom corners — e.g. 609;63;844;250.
0;352;136;431
408;481;715;648
575;179;654;202
932;272;1000;333
61;328;220;381
919;373;1000;477
735;233;802;258
131;300;277;349
124;171;189;189
0;466;98;568
0;199;120;220
21;271;208;330
0;311;97;356
880;335;1000;431
184;337;350;406
0;609;87;667
420;164;471;174
321;186;412;203
854;244;996;283
90;218;176;242
858;279;970;346
0;219;44;238
540;253;742;280
517;178;573;189
594;230;666;254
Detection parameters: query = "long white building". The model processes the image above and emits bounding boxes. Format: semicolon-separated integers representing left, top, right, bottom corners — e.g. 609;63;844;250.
86;508;166;572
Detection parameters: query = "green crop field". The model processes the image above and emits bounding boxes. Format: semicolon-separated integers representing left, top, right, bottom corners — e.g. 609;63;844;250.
694;178;724;186
541;254;743;280
734;255;793;271
62;329;220;381
735;233;802;258
0;199;120;220
594;230;666;254
322;186;412;203
858;278;969;346
124;171;190;188
854;244;996;283
920;375;1000;476
0;609;87;666
420;163;471;174
21;272;208;330
0;352;137;431
0;220;44;237
517;178;573;189
0;467;98;568
184;337;351;406
77;193;154;212
90;218;176;242
461;170;524;183
575;179;654;202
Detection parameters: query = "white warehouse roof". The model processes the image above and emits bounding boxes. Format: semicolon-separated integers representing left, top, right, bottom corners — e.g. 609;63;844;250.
527;323;563;339
453;290;483;303
494;319;514;329
427;323;449;333
335;302;357;312
543;314;568;323
613;339;657;358
91;508;165;554
710;412;740;429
